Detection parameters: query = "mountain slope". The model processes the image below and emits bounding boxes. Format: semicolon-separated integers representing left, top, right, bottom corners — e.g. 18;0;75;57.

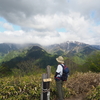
44;41;89;55
0;41;100;77
0;46;58;77
0;43;41;54
0;43;41;63
0;43;18;54
44;41;100;65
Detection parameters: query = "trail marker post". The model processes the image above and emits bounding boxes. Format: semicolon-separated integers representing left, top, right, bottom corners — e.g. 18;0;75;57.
41;65;51;100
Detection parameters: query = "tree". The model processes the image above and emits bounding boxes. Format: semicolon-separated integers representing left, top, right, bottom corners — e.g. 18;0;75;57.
84;51;100;72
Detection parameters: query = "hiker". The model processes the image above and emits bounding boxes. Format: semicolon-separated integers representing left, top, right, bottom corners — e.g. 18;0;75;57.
54;56;65;100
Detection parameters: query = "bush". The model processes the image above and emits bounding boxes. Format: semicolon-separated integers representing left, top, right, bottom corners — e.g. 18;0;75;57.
0;72;100;100
66;72;100;99
0;75;41;100
87;85;100;100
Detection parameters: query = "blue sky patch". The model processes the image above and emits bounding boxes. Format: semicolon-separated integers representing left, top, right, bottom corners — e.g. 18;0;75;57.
0;27;5;32
13;25;21;30
90;11;96;19
96;21;100;26
0;17;21;32
0;17;7;22
56;28;67;32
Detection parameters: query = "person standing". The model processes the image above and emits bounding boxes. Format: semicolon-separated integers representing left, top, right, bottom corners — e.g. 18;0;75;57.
54;56;65;100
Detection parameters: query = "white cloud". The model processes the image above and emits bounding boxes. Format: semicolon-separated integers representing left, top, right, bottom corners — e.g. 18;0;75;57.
0;0;100;45
3;23;14;31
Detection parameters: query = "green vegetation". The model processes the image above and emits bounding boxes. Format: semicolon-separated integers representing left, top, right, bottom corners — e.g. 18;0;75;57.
72;53;87;65
0;46;58;77
66;72;100;100
0;45;100;99
86;51;100;72
0;49;27;63
0;75;41;100
0;72;99;100
0;53;6;62
87;85;100;100
0;46;100;77
81;51;100;72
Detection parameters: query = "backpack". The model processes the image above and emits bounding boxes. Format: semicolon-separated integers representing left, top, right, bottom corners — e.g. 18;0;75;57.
61;64;69;81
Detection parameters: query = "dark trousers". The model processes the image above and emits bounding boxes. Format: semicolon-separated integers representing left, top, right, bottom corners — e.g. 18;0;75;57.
56;80;64;100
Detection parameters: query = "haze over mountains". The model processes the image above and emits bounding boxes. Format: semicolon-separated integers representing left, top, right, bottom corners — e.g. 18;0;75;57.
0;41;100;77
0;41;100;55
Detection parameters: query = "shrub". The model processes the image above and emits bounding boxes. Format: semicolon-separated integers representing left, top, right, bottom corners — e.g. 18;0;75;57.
86;85;100;100
66;72;100;99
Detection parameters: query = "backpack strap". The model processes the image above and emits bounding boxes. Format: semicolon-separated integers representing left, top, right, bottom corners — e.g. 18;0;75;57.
60;64;64;70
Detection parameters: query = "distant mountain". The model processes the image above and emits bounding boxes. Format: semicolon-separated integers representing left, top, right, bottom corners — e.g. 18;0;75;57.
0;41;99;63
0;43;18;54
1;46;58;68
0;43;41;54
0;46;58;77
91;45;100;50
0;43;41;62
0;41;99;65
67;44;97;57
68;46;98;65
1;41;99;77
43;41;94;55
43;41;100;65
0;41;99;56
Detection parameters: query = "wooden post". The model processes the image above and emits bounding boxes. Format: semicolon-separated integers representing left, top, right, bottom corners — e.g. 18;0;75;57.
47;65;51;78
46;65;51;100
41;65;51;100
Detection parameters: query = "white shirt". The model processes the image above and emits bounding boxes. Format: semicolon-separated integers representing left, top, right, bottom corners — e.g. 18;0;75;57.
56;64;64;77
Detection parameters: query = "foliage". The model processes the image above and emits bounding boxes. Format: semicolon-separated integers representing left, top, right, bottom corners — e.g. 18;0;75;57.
72;54;86;65
87;85;100;100
0;45;100;99
1;45;99;78
66;72;100;99
0;50;27;63
0;46;58;77
0;72;100;100
0;53;6;63
0;75;41;100
83;51;100;72
65;58;81;75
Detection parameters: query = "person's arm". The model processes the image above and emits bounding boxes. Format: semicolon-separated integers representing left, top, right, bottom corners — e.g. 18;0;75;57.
54;64;61;77
54;72;59;78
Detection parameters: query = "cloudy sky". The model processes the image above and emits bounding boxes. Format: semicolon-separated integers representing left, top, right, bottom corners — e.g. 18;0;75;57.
0;0;100;45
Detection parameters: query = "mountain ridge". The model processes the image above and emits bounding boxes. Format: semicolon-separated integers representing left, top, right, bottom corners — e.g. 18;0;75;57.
0;46;58;77
43;41;99;56
0;41;100;77
0;41;100;61
0;41;100;55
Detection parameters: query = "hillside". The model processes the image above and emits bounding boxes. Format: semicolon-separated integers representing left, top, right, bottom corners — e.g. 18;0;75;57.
0;43;41;62
0;42;100;100
67;46;98;65
0;41;100;77
0;43;18;54
44;41;99;65
0;46;58;77
43;41;99;58
44;41;89;55
0;43;41;54
0;41;99;56
0;41;99;58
